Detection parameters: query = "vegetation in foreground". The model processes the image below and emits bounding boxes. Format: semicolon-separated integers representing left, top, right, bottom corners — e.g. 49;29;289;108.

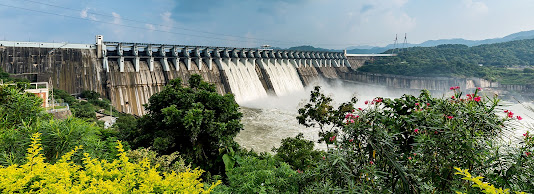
1;74;533;193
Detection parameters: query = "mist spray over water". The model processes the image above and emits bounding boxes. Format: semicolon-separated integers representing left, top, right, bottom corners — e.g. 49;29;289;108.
236;79;534;153
236;79;421;153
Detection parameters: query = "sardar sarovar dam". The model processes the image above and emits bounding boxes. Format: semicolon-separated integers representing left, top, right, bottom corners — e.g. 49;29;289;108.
1;36;494;116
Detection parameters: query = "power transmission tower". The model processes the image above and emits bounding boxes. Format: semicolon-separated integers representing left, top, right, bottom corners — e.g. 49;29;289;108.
402;33;408;52
391;34;398;54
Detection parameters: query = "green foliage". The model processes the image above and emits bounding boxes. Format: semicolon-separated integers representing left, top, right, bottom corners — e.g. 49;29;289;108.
54;89;114;119
216;154;300;193
127;74;243;175
70;101;96;119
360;39;534;84
295;86;527;193
126;148;190;173
0;85;121;166
53;89;76;105
272;133;324;171
80;90;100;100
0;68;9;81
297;86;356;146
0;85;47;129
0;117;120;165
115;112;138;140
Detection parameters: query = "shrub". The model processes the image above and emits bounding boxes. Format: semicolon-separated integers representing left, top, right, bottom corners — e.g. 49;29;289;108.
454;168;526;194
0;117;120;165
130;74;243;175
52;89;76;105
0;85;47;129
297;86;514;193
272;133;324;171
126;148;190;173
70;101;96;119
216;154;300;193
0;133;220;193
80;90;100;101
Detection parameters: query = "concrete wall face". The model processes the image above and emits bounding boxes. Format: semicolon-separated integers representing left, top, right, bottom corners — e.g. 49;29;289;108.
0;46;105;95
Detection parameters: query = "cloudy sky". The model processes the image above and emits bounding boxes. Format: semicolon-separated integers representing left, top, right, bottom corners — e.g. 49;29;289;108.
1;0;534;49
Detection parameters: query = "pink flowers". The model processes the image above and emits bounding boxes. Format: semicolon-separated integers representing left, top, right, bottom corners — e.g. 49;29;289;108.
507;111;514;118
527;152;531;157
415;103;420;106
414;128;419;133
450;86;460;90
349;139;354;143
408;157;412;160
524;132;529;137
364;100;369;105
345;113;359;124
504;110;522;120
329;136;336;142
474;96;481;102
446;115;454;119
476;87;482;91
369;161;374;165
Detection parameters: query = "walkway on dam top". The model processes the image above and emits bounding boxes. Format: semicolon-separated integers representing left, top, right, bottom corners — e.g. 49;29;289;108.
346;54;397;57
0;40;95;49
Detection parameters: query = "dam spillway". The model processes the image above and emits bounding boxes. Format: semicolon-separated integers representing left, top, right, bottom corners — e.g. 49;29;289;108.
99;40;351;115
1;37;500;116
0;38;351;116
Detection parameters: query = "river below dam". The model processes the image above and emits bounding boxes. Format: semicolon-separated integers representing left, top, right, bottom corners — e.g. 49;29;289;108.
235;81;534;153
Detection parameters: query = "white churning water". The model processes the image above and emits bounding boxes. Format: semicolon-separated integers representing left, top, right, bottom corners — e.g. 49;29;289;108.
220;59;267;103
236;81;534;153
261;59;304;96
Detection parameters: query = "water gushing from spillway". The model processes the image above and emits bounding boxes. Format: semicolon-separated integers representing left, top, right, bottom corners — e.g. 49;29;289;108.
261;59;304;96
220;59;268;103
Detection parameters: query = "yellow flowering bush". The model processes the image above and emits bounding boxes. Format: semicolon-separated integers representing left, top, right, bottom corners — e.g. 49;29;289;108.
0;133;220;193
454;168;525;194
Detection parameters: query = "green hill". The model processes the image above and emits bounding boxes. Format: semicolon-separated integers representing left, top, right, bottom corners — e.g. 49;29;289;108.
359;39;534;85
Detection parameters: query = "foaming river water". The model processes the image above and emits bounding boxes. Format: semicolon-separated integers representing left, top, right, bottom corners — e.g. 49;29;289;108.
235;81;534;153
235;81;422;153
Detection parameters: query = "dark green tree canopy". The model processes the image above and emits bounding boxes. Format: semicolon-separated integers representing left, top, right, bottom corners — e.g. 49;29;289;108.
129;74;243;174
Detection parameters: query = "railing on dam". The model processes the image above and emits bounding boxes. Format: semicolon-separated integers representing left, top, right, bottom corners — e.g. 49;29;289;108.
0;40;95;49
100;41;351;72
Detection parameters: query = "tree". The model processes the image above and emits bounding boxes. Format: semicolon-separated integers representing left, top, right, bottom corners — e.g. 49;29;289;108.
0;85;46;129
129;74;243;175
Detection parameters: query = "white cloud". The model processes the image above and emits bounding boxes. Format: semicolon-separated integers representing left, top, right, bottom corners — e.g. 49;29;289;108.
80;8;88;18
160;12;174;31
80;7;98;21
463;0;489;15
146;24;156;31
385;12;417;32
112;12;121;24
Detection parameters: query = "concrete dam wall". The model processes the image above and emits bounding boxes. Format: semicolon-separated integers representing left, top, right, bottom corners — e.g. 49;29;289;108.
1;40;352;116
1;40;510;116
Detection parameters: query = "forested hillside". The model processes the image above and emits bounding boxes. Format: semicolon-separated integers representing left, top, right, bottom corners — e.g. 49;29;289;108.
359;39;534;84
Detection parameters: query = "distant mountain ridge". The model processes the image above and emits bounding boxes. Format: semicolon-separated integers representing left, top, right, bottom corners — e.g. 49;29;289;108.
283;30;534;54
